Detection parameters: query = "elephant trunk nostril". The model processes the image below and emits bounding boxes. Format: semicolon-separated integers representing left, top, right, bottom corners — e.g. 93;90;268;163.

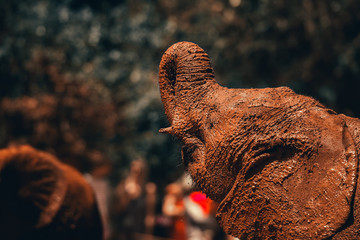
159;126;174;134
165;59;177;88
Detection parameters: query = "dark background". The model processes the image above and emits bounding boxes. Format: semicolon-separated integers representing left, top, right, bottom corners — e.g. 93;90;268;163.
1;0;360;190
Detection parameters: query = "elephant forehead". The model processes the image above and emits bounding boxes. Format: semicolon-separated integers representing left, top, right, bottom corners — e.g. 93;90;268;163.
209;86;326;124
199;102;324;186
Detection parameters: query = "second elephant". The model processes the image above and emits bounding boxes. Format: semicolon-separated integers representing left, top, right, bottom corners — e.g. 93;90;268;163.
0;145;103;240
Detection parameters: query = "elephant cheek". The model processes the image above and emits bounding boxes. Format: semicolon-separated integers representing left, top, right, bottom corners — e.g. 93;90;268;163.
216;160;295;239
216;124;357;239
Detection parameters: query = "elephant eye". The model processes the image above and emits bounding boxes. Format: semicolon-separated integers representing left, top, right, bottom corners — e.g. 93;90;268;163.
181;145;196;168
164;59;176;86
244;145;300;181
180;130;206;169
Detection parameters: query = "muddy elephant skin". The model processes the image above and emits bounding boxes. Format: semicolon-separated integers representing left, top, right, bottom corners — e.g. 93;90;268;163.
158;41;360;239
0;145;103;240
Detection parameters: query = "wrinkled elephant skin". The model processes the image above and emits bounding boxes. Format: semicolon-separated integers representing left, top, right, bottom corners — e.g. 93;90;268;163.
158;41;360;239
0;145;103;240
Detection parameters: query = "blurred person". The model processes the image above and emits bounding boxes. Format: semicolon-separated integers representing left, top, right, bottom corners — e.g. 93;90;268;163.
111;158;156;240
84;151;113;240
162;183;186;240
184;191;219;240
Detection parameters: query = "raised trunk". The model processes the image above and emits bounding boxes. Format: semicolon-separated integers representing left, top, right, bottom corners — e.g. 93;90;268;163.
158;41;217;126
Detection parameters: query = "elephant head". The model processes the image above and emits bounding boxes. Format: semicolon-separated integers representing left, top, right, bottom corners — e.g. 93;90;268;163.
158;41;360;239
0;145;103;240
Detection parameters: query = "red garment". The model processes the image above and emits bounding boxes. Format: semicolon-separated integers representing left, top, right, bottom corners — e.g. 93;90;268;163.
189;192;212;215
172;200;186;240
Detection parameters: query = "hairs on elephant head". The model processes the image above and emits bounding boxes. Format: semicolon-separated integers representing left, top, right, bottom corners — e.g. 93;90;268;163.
158;41;360;239
0;145;103;240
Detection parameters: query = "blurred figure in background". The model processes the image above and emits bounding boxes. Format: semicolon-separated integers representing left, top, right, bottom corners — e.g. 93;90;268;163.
111;158;156;240
174;173;228;240
161;174;228;240
144;182;157;239
162;182;187;240
84;151;113;240
184;191;219;240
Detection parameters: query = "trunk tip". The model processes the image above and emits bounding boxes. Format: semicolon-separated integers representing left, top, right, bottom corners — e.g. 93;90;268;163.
159;126;175;134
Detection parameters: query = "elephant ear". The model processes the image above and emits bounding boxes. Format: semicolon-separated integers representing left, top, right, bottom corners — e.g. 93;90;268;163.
216;115;358;239
0;145;67;228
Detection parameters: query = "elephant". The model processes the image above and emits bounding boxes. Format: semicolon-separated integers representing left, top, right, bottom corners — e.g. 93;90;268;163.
158;41;360;239
0;145;103;240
